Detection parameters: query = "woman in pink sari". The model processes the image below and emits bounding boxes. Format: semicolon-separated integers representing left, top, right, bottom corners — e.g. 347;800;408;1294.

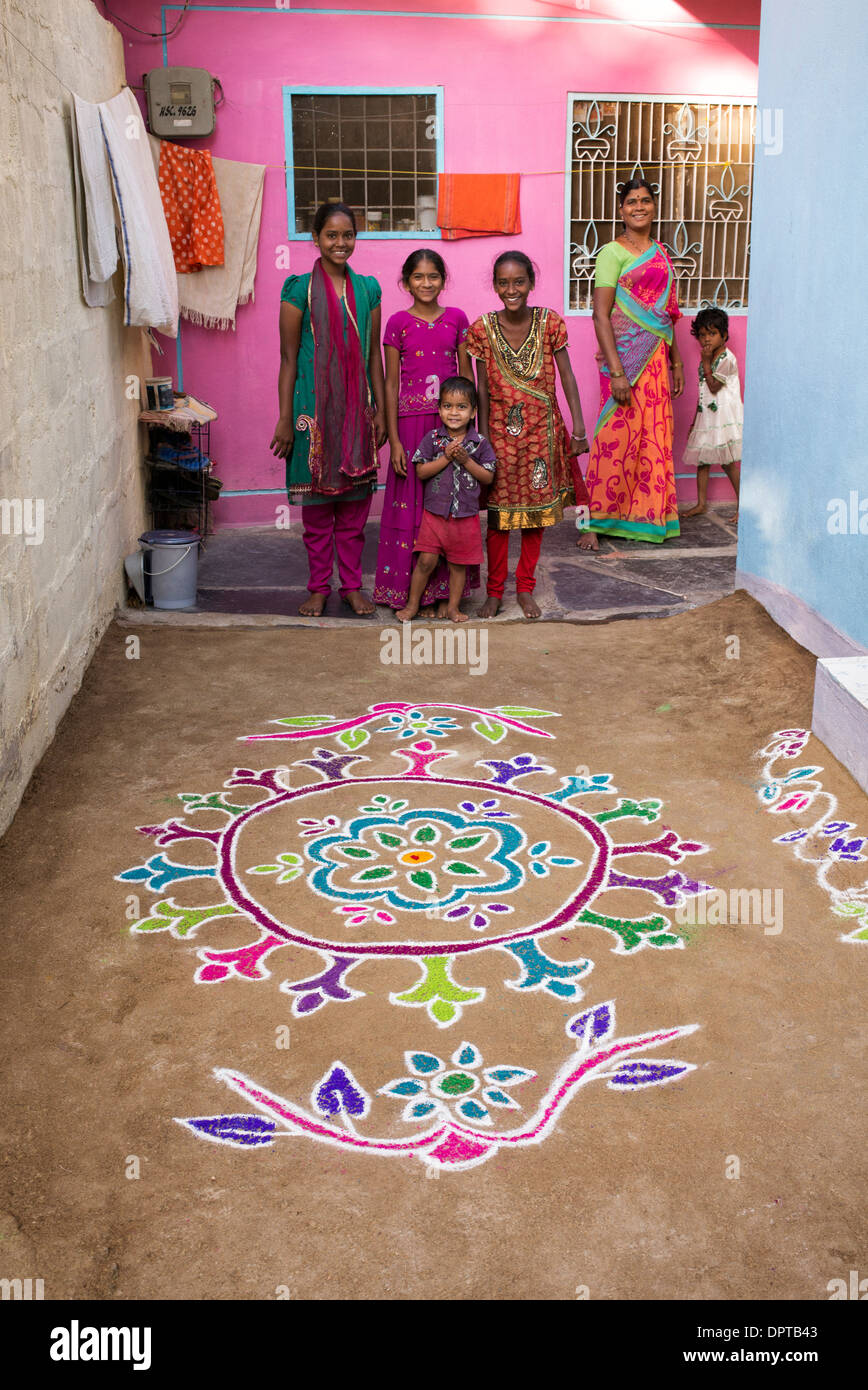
580;179;685;546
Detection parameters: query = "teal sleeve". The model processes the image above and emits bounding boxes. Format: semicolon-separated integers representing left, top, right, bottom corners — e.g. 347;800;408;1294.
280;274;307;308
364;275;382;310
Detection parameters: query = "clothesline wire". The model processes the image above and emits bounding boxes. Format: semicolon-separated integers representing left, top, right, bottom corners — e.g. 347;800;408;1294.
268;160;742;175
99;0;191;41
0;11;187;101
0;25;741;182
0;15;132;108
0;19;742;192
0;16;80;99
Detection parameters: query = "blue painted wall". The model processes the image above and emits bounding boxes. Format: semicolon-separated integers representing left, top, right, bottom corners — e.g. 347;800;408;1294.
738;0;868;648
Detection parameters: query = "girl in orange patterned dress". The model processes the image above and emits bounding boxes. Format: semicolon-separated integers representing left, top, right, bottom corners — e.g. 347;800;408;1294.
466;253;589;619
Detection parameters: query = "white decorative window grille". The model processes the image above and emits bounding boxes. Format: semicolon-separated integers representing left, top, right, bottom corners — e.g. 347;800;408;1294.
567;96;756;313
287;91;440;237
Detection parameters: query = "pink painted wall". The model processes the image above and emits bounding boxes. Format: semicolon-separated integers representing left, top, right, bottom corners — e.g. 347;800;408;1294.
112;0;759;525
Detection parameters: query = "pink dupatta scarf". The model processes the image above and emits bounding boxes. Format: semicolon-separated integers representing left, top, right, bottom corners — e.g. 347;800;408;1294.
307;259;377;493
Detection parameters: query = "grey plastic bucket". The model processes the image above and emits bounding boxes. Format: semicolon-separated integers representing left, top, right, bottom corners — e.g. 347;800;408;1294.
138;530;200;609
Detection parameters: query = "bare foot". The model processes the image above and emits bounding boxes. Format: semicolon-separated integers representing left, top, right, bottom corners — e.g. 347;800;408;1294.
395;604;417;622
447;607;469;623
299;592;327;616
679;504;706;519
342;589;375;616
517;592;541;620
576;532;599;551
480;595;501;619
434;601;449;619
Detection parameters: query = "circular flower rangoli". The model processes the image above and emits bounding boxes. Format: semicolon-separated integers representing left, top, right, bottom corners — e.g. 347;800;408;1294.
118;701;712;1171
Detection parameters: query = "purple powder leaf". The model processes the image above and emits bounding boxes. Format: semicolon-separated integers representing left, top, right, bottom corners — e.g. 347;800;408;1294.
182;1115;276;1147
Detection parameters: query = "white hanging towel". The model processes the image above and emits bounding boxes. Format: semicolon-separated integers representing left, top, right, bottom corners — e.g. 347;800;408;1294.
71;93;117;301
98;88;178;336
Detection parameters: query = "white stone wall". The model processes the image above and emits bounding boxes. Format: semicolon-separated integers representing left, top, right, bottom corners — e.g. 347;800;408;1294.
0;0;151;834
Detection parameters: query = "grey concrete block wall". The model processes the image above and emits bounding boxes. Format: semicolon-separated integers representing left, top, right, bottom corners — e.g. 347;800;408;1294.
0;0;151;833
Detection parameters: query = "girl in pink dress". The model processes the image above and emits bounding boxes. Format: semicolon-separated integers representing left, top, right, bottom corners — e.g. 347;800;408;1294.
373;249;475;613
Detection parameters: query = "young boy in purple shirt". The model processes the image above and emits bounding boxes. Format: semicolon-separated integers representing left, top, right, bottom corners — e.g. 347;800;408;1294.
396;376;496;623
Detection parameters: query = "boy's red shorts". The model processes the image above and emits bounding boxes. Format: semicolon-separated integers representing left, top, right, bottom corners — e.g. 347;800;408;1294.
414;509;483;565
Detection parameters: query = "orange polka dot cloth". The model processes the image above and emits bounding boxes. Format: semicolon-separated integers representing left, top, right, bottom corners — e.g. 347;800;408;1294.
157;141;224;273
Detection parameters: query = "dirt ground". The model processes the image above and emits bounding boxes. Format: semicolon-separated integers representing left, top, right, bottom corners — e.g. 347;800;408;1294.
1;591;866;1301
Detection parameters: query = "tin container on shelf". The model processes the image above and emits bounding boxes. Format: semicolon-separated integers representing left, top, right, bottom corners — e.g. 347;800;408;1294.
145;377;174;411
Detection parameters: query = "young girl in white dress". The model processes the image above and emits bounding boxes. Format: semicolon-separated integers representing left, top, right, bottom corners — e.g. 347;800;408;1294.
681;308;742;521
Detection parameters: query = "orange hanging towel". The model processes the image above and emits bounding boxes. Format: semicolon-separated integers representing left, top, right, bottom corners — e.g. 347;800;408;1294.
436;173;521;241
157;141;225;273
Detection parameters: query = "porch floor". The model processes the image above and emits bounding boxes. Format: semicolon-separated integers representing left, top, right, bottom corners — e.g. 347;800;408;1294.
123;507;738;626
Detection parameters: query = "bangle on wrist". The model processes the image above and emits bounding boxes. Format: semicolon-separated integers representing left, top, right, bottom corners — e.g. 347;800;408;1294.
610;369;626;378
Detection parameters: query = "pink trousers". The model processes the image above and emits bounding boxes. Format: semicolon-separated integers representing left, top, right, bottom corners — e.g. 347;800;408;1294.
302;494;372;595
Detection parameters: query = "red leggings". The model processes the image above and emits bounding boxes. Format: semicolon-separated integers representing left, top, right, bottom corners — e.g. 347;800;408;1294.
486;526;543;597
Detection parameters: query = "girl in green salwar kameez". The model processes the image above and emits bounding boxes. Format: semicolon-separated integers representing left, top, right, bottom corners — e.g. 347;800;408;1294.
270;202;386;616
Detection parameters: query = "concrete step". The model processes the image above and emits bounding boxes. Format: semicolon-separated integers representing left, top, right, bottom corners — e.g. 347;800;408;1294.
812;656;868;795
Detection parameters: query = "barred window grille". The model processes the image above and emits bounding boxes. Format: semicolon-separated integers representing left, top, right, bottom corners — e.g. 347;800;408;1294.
567;96;756;313
288;91;439;237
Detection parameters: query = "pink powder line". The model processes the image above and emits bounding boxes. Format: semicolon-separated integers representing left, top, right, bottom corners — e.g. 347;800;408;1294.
217;1025;691;1157
242;701;557;743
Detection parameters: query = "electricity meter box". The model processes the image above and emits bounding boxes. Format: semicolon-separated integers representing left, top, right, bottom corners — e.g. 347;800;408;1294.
144;67;216;138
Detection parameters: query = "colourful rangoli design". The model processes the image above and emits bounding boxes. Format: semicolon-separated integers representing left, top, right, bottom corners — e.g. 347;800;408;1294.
119;702;714;1172
756;727;868;942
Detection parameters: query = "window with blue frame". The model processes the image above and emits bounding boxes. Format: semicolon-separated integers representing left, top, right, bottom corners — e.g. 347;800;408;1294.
283;88;443;239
